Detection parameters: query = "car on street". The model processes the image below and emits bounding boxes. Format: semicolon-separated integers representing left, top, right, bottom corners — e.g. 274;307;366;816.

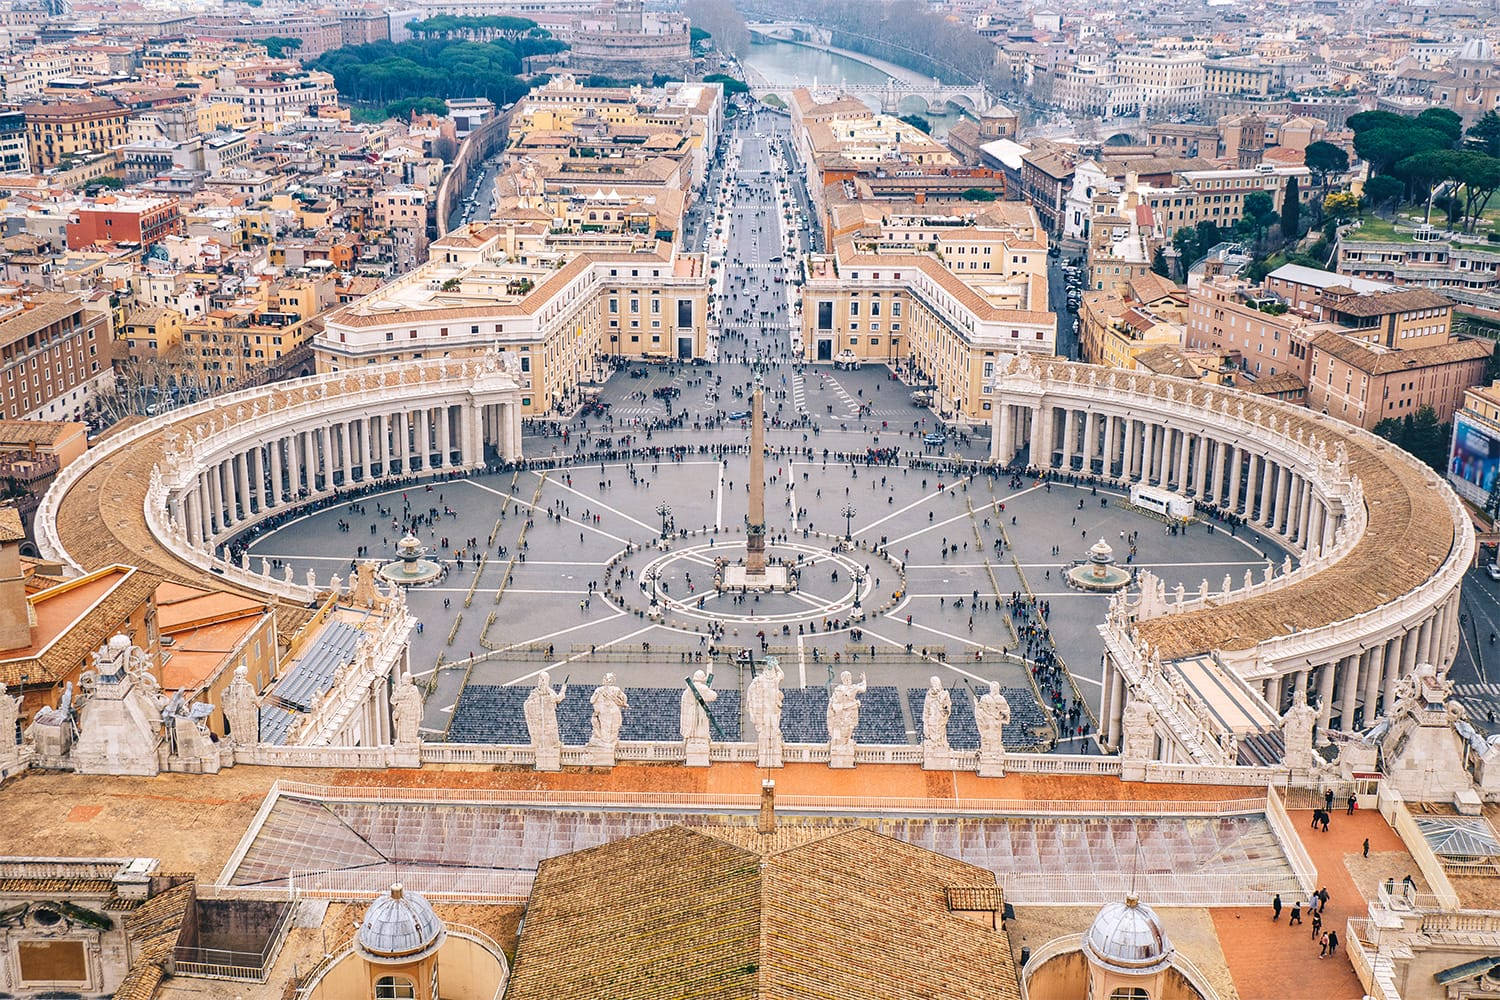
1488;563;1500;581
728;410;750;420
923;432;947;446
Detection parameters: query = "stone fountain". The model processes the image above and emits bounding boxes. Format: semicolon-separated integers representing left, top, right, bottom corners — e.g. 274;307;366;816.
378;533;443;585
1065;537;1132;592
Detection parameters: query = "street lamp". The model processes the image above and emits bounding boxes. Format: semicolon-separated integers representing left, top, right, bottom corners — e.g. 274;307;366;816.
648;568;660;611
841;503;856;541
851;565;864;618
657;502;673;539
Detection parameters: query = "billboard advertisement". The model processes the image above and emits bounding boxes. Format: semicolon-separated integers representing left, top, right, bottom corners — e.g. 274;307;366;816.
1449;417;1500;503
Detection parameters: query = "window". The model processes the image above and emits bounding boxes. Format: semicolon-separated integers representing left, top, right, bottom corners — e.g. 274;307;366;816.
375;976;416;999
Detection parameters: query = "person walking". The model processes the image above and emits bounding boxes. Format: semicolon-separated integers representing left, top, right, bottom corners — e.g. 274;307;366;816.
1325;788;1334;812
1272;893;1282;921
1326;929;1339;956
1318;931;1330;958
1347;793;1357;815
1310;908;1322;939
1363;837;1370;858
1289;902;1302;925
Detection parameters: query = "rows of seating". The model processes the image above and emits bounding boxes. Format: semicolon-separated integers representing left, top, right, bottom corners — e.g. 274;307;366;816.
447;684;742;744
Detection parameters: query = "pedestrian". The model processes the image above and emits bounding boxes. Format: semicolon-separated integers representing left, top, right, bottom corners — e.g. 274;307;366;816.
1325;788;1334;812
1318;886;1330;908
1289;902;1302;925
1321;812;1330;833
1272;893;1282;920
1318;931;1330;958
1363;837;1370;858
1347;793;1357;814
1326;929;1339;956
1310;909;1322;938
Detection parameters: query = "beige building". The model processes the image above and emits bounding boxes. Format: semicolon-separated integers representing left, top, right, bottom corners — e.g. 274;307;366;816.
317;222;710;415
799;202;1054;422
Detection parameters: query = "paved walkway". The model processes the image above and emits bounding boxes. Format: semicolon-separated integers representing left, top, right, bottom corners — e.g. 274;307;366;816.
1212;807;1410;1000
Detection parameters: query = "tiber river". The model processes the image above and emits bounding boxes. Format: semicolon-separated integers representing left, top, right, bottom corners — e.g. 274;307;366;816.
740;38;969;138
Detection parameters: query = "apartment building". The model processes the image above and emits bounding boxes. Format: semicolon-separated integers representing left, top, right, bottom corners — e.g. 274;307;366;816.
799;202;1054;422
65;196;183;250
212;67;339;126
1114;50;1206;114
1079;272;1187;370
0;291;113;421
316;222;710;415
1336;231;1500;316
22;98;129;171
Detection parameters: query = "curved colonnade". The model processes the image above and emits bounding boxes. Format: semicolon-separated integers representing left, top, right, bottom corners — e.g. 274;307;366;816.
37;357;523;609
990;356;1473;763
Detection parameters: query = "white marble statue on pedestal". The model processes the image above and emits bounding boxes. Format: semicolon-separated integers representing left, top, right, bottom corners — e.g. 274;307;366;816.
1281;700;1316;774
975;681;1011;777
921;676;952;769
0;681;18;763
391;671;423;747
524;671;567;771
827;670;866;768
681;668;717;766
746;658;784;768
587;672;628;765
222;666;260;747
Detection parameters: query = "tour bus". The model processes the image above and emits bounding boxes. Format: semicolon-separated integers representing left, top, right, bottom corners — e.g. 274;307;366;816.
1129;483;1195;521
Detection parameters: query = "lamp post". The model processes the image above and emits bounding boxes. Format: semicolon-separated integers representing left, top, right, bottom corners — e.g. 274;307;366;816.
841;503;856;542
648;568;660;612
851;565;864;619
657;501;672;539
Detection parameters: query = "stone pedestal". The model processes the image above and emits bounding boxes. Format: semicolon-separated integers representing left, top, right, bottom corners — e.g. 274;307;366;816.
829;742;855;768
757;739;783;769
922;746;953;770
533;745;561;772
585;742;617;768
978;750;1006;777
684;736;710;767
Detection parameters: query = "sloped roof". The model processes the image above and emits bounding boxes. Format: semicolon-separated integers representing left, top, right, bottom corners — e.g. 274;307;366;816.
505;824;1022;1000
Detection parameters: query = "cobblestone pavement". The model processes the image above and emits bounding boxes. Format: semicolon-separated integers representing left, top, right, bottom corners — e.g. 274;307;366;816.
245;111;1286;749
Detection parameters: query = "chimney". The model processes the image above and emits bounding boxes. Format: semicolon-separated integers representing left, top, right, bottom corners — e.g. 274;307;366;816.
758;779;776;834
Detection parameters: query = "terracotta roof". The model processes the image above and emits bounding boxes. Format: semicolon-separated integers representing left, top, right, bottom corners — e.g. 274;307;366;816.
1307;332;1491;374
115;880;193;1000
506;824;1021;1000
1315;287;1453;316
0;420;85;448
0;506;22;542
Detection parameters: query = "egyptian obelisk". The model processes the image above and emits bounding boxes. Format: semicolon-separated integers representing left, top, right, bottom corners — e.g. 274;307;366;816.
745;379;767;574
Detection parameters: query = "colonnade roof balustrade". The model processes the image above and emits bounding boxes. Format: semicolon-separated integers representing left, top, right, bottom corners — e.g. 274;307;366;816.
999;357;1468;663
37;356;520;633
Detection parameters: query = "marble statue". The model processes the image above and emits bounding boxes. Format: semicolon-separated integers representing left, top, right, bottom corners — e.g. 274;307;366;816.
589;672;628;749
682;668;717;766
283;564;294;584
306;567;317;589
827;670;867;763
681;669;717;742
222;665;260;747
1281;700;1316;772
975;682;1011;763
745;658;784;768
523;670;567;766
391;671;422;747
921;676;951;758
261;557;271;577
0;681;18;757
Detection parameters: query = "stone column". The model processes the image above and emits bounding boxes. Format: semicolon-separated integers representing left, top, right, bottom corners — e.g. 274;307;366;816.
1368;644;1386;722
234;451;250;520
1259;458;1276;526
1228;446;1243;513
1175;429;1190;490
1210;441;1226;505
417;407;430;470
437;405;451;468
1193;434;1209;496
1121;419;1136;481
1059;408;1075;470
1081;411;1097;471
1028;402;1043;465
1339;652;1363;733
1417;616;1434;667
1370;641;1396;721
197;475;211;543
1099;659;1116;748
1276;466;1293;534
1316;662;1338;743
996;403;1014;464
509;403;522;460
268;437;282;505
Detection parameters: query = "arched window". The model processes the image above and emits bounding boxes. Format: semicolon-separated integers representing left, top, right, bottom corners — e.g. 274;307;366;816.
375;975;416;999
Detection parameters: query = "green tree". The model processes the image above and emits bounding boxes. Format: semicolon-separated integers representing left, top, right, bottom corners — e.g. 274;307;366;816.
1355;125;1451;175
1396;149;1461;223
1418;107;1465;142
899;113;932;133
703;73;749;97
258;36;303;59
1171;227;1200;280
1303;140;1349;183
690;26;711;45
1362;174;1404;215
1373;405;1450;474
1469;110;1500;156
1281;175;1301;239
1151;246;1171;278
959;187;998;201
1238;190;1279;245
1347;110;1413;134
1194;219;1222;251
1453;150;1500;233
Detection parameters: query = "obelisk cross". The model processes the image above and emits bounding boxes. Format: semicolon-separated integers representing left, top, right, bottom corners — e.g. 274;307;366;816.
745;376;767;574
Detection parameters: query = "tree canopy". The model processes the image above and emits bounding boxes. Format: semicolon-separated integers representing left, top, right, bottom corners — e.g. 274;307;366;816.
311;30;564;107
1374;405;1450;474
1303;140;1348;180
703;73;749;97
258;36;302;59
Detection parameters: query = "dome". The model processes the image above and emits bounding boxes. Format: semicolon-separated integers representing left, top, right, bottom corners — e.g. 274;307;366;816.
356;883;446;962
1083;895;1172;973
1458;38;1493;63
